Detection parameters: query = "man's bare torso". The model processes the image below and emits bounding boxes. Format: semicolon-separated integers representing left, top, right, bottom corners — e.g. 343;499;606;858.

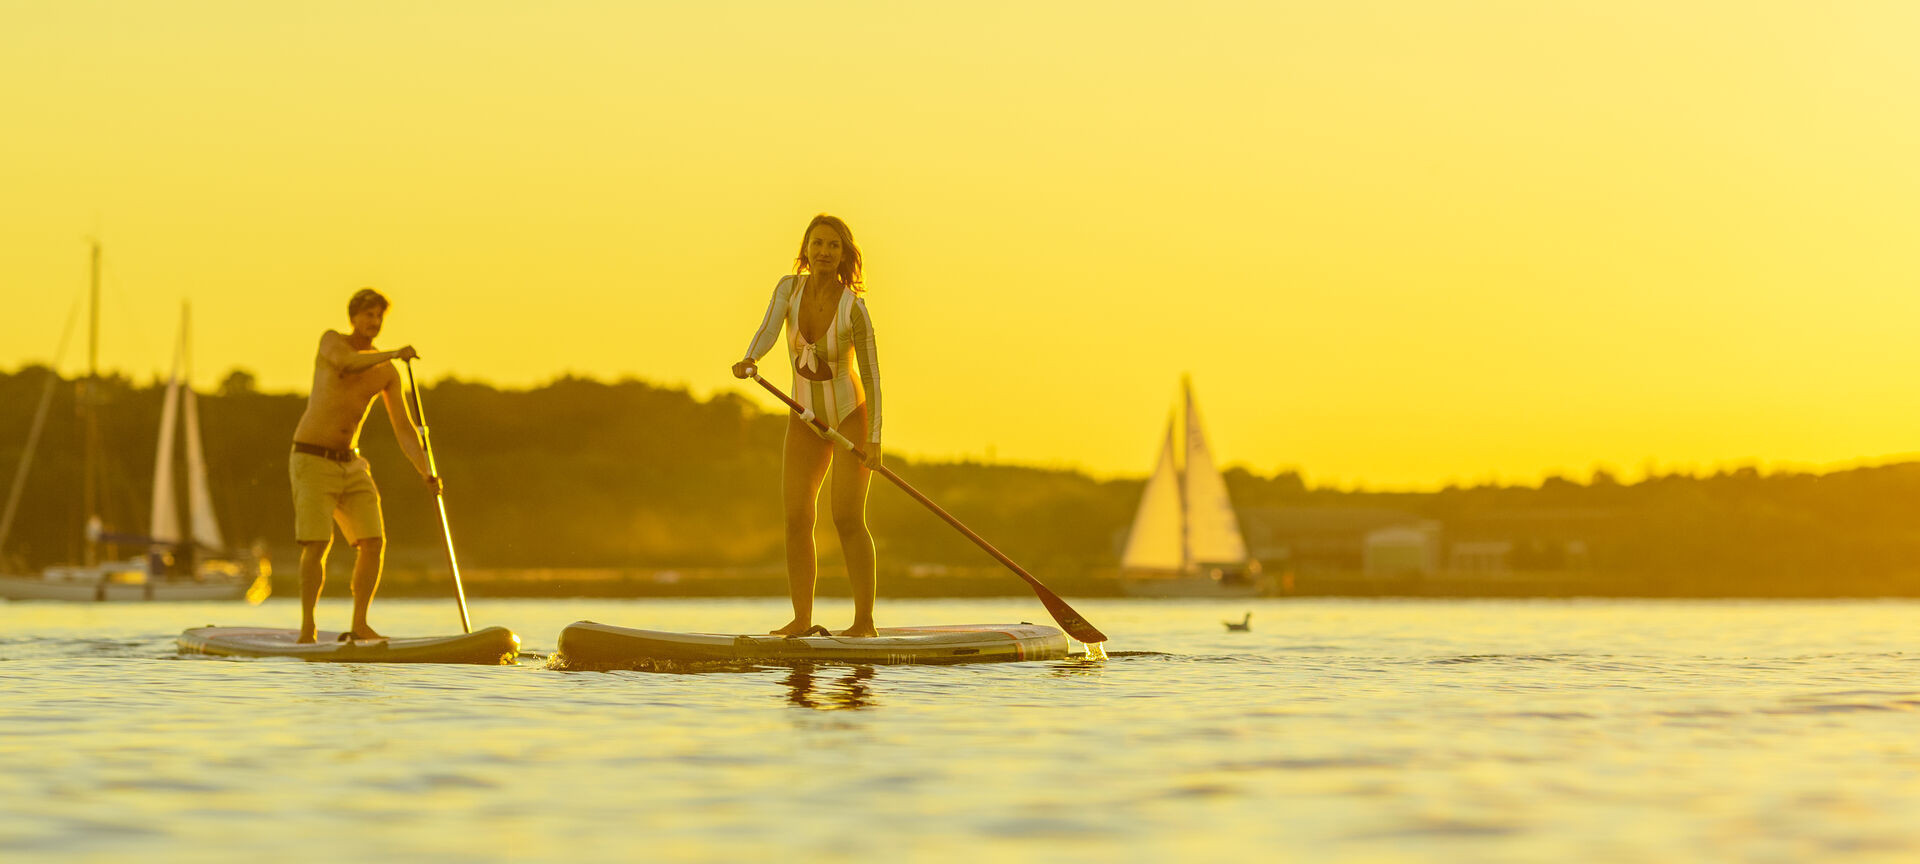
292;332;395;450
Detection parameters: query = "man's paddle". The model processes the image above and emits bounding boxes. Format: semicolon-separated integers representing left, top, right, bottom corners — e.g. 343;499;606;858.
402;359;471;634
747;371;1107;645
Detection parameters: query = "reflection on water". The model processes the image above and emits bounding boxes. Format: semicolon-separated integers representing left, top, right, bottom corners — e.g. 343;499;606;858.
780;664;877;710
1047;657;1108;678
7;597;1920;862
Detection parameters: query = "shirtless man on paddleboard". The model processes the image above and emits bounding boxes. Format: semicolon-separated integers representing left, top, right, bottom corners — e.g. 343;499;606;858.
289;288;438;643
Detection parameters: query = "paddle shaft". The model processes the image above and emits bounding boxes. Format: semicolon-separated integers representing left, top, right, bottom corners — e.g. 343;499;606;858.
403;359;472;634
748;372;1107;644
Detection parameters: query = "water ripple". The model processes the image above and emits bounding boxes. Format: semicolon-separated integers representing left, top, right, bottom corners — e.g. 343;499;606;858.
4;597;1920;862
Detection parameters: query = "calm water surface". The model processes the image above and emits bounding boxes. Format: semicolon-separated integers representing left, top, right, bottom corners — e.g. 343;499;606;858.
2;597;1917;863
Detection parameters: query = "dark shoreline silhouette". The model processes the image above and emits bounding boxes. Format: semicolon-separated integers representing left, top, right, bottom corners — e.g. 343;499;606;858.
6;365;1920;599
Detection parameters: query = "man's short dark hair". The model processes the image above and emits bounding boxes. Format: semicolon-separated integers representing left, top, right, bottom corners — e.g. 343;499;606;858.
348;288;390;318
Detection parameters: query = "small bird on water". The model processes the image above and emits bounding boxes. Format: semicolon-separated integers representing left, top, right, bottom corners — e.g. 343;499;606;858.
1224;612;1252;632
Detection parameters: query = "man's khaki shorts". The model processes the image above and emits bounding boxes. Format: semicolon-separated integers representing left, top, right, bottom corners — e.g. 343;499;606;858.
290;451;383;543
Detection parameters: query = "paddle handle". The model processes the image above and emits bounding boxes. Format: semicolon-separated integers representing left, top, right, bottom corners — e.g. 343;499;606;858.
748;372;1107;644
404;359;472;634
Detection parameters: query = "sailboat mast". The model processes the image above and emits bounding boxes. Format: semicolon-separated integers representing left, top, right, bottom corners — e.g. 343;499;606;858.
88;242;99;379
1179;375;1191;573
82;241;101;566
182;302;225;553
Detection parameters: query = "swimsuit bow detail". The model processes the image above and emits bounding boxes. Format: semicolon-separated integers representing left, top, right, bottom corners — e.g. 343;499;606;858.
793;336;829;379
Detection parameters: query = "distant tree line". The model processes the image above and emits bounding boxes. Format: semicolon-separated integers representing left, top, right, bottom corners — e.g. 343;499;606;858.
0;367;1136;578
1220;462;1920;594
4;366;1920;595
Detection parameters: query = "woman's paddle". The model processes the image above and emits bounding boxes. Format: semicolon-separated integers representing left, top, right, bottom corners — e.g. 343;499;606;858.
402;359;471;634
747;371;1107;645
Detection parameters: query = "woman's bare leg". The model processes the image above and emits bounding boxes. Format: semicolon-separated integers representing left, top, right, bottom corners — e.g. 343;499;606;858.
830;405;877;637
773;415;832;636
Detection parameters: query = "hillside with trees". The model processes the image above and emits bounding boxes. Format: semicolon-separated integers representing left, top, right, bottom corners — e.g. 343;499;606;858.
4;366;1919;597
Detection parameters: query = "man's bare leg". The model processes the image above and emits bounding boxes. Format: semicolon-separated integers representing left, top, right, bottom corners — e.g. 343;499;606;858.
348;537;385;639
298;540;331;643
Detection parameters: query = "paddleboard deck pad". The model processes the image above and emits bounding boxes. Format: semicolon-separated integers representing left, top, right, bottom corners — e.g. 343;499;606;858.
556;621;1070;669
178;626;520;664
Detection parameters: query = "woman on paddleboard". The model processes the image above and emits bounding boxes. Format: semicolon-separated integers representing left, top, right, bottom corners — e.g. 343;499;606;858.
733;214;883;638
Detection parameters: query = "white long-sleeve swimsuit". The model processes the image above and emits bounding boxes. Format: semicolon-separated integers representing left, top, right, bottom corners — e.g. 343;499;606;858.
742;274;882;444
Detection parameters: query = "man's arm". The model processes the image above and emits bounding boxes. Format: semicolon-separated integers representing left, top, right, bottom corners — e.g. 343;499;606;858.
320;332;419;375
381;371;440;491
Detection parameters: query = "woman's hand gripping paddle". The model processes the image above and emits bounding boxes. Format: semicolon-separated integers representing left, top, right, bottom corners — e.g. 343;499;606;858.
402;359;471;634
744;369;1108;645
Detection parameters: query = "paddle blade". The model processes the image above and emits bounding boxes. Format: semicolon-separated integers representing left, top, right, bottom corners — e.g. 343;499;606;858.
1031;582;1107;644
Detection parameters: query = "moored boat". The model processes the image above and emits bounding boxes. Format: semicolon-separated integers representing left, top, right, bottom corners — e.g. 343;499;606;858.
1117;376;1267;598
0;248;267;603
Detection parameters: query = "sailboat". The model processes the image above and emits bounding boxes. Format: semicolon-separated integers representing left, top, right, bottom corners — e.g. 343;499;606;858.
1117;376;1265;597
0;246;268;602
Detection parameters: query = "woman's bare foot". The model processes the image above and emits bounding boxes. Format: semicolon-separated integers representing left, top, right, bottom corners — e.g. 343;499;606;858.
770;619;814;637
297;624;318;644
347;625;385;640
836;621;878;638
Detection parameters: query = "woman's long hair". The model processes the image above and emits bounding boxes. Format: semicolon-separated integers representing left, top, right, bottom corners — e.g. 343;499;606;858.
794;213;864;295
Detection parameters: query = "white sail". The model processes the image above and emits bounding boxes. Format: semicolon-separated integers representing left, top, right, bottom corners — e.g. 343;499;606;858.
1181;378;1248;566
182;385;224;552
1119;417;1185;572
149;356;183;545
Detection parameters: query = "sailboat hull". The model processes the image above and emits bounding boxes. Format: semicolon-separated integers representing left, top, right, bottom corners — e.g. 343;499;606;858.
0;576;257;602
1118;573;1267;598
0;566;265;602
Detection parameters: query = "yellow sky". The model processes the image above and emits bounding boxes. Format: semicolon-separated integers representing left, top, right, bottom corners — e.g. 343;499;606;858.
4;1;1918;489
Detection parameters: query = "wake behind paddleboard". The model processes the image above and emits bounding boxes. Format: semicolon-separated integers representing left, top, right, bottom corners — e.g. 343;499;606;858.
178;626;520;664
556;621;1070;668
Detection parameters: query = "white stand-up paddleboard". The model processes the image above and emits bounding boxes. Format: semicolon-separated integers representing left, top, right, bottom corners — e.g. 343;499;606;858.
556;621;1070;668
178;626;520;664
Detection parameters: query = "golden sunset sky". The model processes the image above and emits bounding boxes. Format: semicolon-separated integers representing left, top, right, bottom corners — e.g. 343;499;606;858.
4;1;1917;488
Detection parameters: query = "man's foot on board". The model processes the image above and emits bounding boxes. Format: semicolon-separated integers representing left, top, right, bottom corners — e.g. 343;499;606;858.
770;620;814;637
297;626;318;644
346;626;385;641
836;623;878;638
